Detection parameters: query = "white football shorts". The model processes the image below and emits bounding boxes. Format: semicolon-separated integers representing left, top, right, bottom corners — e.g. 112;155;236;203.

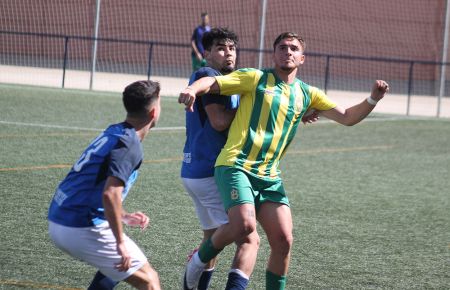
181;177;228;230
48;221;147;281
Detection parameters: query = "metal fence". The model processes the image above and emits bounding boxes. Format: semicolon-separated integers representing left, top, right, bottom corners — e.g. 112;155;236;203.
1;29;449;117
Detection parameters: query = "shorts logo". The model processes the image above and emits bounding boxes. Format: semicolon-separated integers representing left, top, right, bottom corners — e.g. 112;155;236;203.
230;188;239;200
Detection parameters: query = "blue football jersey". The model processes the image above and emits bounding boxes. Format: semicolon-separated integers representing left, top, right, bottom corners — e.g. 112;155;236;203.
48;122;143;227
181;66;240;178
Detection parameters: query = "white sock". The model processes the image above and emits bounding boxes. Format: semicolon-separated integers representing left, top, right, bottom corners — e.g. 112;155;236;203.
192;251;206;267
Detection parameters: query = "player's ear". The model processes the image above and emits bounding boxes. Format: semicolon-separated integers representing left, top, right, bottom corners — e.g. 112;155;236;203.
148;107;156;120
299;54;305;64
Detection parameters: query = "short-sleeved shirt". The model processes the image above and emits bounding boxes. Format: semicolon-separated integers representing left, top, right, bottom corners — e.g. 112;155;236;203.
181;66;239;178
48;122;143;227
191;25;211;56
215;68;337;180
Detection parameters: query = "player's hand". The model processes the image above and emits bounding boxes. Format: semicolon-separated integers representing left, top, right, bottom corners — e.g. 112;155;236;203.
115;241;131;272
179;87;196;112
371;80;389;101
302;109;320;124
122;211;149;230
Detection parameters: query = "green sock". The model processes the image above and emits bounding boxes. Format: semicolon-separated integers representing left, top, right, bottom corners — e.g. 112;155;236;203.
266;270;287;290
198;238;222;263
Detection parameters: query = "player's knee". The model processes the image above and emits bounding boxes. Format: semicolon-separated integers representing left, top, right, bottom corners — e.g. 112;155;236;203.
232;221;256;241
138;273;160;290
241;230;260;248
241;220;257;237
270;232;293;256
146;269;161;286
127;266;161;290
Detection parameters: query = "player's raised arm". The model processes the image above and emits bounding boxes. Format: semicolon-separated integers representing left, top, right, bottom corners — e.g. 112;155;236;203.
178;76;220;112
320;80;389;126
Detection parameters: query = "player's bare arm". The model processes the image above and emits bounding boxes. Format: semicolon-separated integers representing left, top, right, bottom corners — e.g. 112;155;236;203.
320;80;389;126
102;176;132;271
205;103;237;131
191;40;203;60
178;76;220;112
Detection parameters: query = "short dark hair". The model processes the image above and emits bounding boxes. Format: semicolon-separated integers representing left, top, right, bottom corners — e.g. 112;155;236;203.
202;27;238;51
273;32;306;51
122;80;160;117
201;12;208;17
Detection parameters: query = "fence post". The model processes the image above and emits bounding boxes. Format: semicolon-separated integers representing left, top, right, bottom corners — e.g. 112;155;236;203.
62;36;69;88
438;0;450;117
257;0;267;69
324;55;330;94
147;43;154;80
406;61;414;116
89;0;101;90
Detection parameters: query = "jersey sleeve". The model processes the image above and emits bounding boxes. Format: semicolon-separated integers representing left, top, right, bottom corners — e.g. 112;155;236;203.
190;67;228;107
107;137;142;184
215;69;262;96
309;87;337;111
189;67;216;85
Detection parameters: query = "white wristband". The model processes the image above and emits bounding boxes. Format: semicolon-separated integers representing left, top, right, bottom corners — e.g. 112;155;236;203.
367;96;378;106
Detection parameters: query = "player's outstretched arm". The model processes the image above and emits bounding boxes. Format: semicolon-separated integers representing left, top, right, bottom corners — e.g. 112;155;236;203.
320;80;389;126
178;76;219;112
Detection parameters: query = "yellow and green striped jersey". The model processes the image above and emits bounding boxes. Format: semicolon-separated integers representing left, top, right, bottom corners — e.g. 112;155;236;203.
215;68;337;179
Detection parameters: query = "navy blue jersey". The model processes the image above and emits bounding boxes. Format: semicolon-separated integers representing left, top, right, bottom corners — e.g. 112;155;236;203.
181;66;239;178
48;122;143;227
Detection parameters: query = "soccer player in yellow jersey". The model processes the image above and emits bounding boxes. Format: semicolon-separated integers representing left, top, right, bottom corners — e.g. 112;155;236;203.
179;32;389;290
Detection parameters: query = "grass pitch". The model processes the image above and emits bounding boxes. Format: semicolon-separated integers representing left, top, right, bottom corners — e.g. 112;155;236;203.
0;84;449;289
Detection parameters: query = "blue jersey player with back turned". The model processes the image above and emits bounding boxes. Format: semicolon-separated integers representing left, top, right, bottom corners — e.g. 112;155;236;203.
48;80;162;290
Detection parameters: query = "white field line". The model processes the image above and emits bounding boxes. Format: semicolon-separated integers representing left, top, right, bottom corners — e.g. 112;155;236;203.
0;120;185;131
0;115;447;132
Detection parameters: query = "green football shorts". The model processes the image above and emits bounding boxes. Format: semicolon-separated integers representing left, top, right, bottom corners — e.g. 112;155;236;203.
214;166;290;212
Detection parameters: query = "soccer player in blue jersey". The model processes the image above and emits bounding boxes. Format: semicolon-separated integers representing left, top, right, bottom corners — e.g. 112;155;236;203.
182;27;260;290
179;32;389;290
48;80;162;290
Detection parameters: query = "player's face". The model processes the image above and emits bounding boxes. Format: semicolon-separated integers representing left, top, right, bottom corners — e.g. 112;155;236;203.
202;15;209;26
273;37;305;72
206;39;236;74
